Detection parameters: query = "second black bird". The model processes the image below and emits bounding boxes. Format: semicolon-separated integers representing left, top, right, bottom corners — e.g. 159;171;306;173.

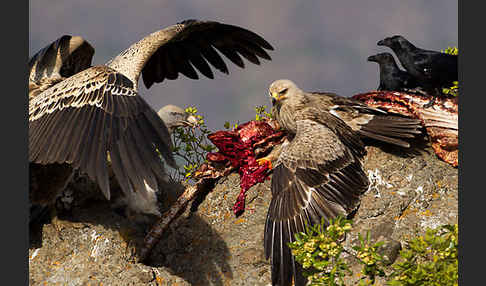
377;35;457;90
367;52;418;91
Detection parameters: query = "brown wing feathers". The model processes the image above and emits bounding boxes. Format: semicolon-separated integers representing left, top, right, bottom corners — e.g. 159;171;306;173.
357;115;422;148
265;160;368;286
29;20;275;211
29;70;174;200
29;35;94;84
309;92;422;148
264;117;368;286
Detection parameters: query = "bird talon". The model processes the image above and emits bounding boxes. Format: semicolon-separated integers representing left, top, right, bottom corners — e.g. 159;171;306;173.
256;157;272;169
422;97;436;109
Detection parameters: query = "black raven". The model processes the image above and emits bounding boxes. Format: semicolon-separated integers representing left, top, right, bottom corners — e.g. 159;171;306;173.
367;52;418;91
377;35;457;90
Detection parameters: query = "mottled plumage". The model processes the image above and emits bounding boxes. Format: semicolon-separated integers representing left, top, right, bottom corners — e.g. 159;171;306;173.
367;52;418;91
29;19;273;220
270;81;422;148
265;80;369;286
306;92;422;148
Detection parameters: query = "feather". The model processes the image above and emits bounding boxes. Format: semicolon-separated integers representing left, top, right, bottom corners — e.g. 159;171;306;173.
264;79;370;286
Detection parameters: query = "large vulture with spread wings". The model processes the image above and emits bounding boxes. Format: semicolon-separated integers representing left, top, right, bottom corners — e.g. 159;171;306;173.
263;80;370;286
29;20;273;221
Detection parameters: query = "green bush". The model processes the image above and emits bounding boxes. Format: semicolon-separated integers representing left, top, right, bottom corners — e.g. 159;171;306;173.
169;104;274;182
254;105;273;121
289;217;354;286
441;46;459;97
168;106;215;182
388;224;458;286
353;232;386;285
289;218;458;286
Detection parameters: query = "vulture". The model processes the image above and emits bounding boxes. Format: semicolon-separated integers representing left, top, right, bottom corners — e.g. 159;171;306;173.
29;19;273;222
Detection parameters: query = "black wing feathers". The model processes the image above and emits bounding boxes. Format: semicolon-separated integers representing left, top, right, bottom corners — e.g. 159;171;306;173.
29;35;94;83
141;21;273;88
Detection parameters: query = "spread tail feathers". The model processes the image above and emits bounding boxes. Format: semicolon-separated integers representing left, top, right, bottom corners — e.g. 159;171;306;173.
357;115;422;148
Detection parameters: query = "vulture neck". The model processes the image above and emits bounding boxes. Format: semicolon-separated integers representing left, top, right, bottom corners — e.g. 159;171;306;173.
106;28;179;91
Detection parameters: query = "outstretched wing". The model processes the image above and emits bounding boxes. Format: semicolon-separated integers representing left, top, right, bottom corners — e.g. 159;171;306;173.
264;115;369;286
107;19;273;90
29;35;94;93
29;66;174;201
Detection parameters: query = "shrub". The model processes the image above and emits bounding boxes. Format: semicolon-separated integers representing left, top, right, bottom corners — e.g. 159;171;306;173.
289;218;458;286
388;224;458;286
289;217;354;286
441;46;459;97
168;106;215;182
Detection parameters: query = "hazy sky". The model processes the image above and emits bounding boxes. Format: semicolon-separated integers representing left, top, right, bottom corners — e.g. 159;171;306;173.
29;1;458;131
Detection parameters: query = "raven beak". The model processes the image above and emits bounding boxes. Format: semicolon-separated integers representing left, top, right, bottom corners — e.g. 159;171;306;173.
377;39;385;46
367;55;377;62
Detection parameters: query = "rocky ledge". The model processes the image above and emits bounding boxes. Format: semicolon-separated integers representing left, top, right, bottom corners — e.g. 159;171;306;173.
29;141;457;285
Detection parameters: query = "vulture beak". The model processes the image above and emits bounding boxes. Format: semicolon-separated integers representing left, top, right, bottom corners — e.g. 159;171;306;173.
377;39;386;46
183;114;199;127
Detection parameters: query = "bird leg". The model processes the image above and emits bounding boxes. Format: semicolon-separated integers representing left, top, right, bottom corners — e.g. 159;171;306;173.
422;87;445;109
422;96;436;109
401;86;437;108
401;87;429;97
54;187;75;217
256;157;273;169
49;206;64;233
255;141;285;170
51;186;80;233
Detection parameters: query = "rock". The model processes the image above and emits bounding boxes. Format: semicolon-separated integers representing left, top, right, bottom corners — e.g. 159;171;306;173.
379;239;402;266
29;142;457;285
136;270;155;283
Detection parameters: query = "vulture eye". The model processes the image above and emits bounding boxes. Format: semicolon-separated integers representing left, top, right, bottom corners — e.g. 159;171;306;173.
279;88;288;95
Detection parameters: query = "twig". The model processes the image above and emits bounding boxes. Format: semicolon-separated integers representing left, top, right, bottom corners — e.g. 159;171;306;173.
138;184;199;262
138;178;215;262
